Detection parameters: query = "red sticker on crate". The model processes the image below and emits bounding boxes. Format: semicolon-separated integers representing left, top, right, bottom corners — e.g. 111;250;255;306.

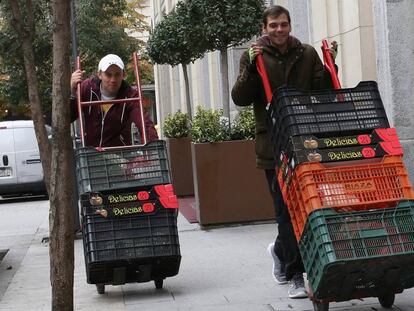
357;134;371;145
362;147;376;158
143;203;155;213
137;191;150;201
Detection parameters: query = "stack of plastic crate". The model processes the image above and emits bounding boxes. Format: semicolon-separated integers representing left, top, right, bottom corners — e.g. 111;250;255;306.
268;81;414;308
75;140;181;294
268;81;414;238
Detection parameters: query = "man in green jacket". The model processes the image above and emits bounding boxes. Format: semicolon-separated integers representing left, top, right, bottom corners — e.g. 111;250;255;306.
231;5;335;299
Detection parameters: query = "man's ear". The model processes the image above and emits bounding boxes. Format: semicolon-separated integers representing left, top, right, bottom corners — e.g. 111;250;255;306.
261;24;267;34
97;70;103;79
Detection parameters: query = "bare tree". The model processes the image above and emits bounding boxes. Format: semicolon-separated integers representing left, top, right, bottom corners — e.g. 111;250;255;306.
8;0;75;310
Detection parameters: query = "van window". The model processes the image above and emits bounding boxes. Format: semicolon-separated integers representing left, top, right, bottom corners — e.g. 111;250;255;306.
0;128;14;153
14;128;39;152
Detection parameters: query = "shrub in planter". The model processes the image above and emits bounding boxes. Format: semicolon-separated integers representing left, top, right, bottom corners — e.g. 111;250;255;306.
190;105;274;225
190;105;255;142
230;106;255;140
163;110;191;138
190;106;231;143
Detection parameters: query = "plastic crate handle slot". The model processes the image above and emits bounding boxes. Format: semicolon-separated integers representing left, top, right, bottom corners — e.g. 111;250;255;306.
359;228;387;238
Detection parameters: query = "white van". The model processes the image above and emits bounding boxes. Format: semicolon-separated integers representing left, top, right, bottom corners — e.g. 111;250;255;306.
0;120;49;197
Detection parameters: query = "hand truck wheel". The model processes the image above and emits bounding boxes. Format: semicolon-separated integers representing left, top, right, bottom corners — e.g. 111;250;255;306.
96;284;105;294
378;293;395;308
154;278;163;289
312;300;329;311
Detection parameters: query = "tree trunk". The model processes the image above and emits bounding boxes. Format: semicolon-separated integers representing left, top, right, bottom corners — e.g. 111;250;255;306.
181;63;192;119
8;0;52;193
9;1;75;310
49;0;75;310
219;47;230;120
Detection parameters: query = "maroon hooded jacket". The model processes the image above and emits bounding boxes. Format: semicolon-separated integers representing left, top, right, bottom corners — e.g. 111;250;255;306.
70;76;158;147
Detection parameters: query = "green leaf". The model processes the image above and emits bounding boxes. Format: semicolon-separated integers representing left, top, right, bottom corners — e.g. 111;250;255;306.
163;110;191;138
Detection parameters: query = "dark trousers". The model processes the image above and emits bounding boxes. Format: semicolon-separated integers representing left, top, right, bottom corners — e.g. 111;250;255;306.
265;169;304;280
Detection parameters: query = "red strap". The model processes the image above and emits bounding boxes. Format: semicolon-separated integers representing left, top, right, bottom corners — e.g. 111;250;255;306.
256;54;273;106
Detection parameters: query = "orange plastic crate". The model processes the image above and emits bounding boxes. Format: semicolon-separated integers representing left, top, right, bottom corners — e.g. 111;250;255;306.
286;155;414;241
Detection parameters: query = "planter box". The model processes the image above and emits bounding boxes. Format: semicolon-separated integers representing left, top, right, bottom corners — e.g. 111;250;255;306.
167;138;194;196
191;140;274;225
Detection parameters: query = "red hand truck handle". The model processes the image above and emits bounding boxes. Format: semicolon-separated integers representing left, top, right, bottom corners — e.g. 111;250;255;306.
256;54;273;109
256;40;341;107
321;39;341;89
75;52;147;149
75;56;85;147
132;52;147;146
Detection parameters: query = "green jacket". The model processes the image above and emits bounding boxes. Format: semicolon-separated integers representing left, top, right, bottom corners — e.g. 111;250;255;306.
231;36;333;169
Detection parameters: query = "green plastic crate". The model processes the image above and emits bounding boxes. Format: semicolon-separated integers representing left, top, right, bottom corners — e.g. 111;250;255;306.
299;201;414;301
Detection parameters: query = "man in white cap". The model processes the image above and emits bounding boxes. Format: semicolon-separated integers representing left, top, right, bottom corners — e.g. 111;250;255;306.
70;54;158;147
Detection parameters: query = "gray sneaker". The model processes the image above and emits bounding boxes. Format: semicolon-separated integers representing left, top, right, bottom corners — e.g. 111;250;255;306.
267;243;287;284
288;273;308;299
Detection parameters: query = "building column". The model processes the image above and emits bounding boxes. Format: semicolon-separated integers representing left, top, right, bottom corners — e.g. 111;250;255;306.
287;0;311;43
372;0;414;178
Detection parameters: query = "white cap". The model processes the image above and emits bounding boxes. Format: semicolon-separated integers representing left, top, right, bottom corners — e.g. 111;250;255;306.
98;54;124;72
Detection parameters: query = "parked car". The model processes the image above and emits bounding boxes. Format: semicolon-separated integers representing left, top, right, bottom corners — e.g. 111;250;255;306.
0;120;49;198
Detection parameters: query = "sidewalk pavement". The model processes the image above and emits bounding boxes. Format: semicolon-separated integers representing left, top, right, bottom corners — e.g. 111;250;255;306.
0;198;414;311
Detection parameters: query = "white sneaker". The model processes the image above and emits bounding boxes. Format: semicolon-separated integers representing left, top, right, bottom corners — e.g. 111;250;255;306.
288;273;307;299
267;243;287;284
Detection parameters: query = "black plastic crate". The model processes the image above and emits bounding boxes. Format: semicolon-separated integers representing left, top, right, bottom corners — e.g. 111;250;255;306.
289;128;399;150
80;184;175;208
83;208;181;285
75;140;171;195
268;81;390;157
82;198;170;218
83;208;180;263
299;201;414;301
